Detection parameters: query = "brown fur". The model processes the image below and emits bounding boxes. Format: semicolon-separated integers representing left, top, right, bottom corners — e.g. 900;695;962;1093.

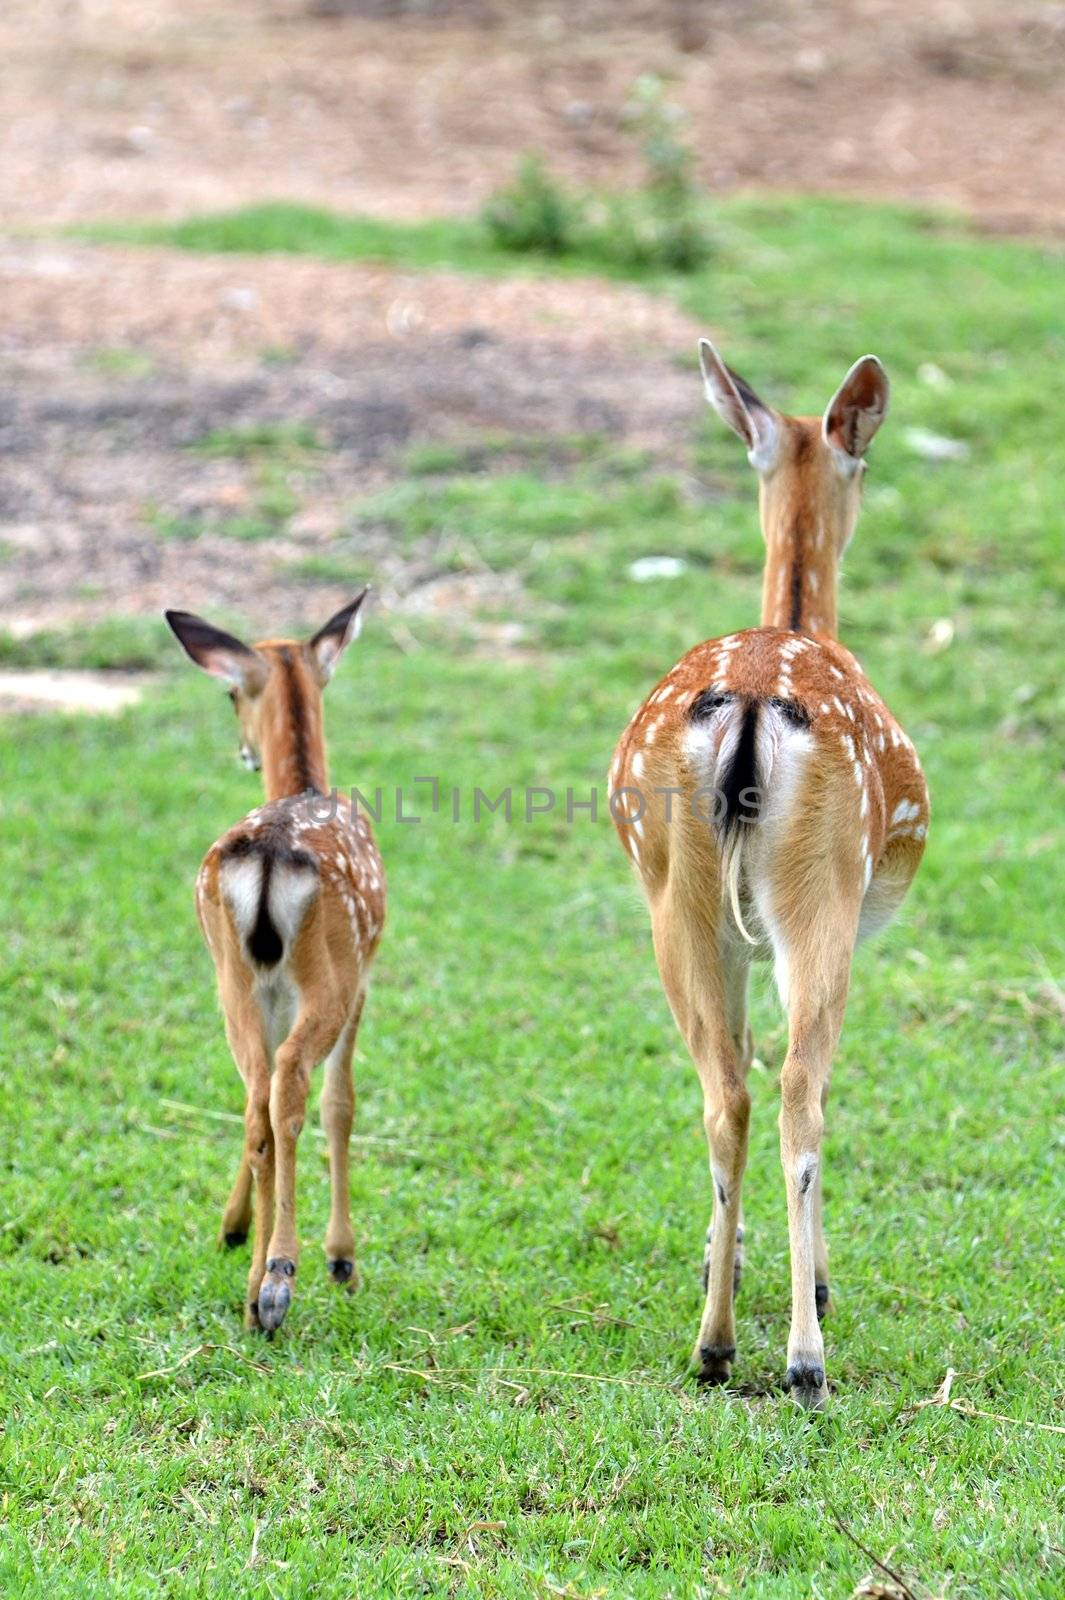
168;599;383;1335
608;353;928;1405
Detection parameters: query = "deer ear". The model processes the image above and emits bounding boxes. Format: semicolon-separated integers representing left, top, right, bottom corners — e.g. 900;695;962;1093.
165;610;268;691
823;356;889;459
308;588;370;684
699;338;778;469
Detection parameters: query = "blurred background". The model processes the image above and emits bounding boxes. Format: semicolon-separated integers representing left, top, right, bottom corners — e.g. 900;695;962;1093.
1;0;1064;677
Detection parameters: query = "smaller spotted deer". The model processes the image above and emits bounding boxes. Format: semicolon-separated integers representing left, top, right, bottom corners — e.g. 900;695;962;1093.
166;593;384;1335
610;344;929;1406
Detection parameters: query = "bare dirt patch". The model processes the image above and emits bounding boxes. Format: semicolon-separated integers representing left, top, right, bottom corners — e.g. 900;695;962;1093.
0;238;701;642
0;669;149;715
1;1;1063;233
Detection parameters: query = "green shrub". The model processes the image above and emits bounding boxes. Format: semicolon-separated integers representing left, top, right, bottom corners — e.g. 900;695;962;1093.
482;79;712;273
482;155;579;255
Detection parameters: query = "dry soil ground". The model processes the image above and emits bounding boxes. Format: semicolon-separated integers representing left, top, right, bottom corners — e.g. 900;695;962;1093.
1;0;1063;661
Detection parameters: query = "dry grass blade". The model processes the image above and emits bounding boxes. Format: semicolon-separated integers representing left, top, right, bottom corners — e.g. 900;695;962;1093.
900;1368;1065;1435
135;1342;271;1381
383;1361;683;1393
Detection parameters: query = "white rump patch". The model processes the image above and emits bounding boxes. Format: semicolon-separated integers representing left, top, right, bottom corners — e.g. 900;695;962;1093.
219;852;319;961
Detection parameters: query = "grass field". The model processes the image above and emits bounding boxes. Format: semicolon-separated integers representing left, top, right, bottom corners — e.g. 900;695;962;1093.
2;199;1064;1597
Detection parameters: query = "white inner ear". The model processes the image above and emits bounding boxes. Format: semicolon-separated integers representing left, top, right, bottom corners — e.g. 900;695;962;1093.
825;440;864;479
203;648;261;691
316;611;362;680
746;416;778;473
699;340;778;472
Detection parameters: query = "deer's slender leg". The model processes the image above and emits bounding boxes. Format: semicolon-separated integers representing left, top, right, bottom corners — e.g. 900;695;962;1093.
257;994;347;1334
775;927;855;1409
319;993;364;1285
653;909;752;1385
812;1078;831;1321
220;1153;253;1249
704;1000;752;1301
217;965;273;1328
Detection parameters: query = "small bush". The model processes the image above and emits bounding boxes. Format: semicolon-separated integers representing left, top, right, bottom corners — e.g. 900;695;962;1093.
482;155;579;256
482;79;712;273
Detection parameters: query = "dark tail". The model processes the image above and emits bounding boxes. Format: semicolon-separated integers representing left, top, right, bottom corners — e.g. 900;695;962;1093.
247;855;283;966
688;690;810;942
219;832;318;970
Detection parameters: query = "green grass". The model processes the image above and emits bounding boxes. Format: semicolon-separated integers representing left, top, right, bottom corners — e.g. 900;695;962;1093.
4;197;1064;1597
0;616;173;671
189;423;324;462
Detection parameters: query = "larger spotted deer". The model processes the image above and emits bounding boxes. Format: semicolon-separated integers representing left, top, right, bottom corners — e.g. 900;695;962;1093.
166;593;384;1335
610;343;928;1406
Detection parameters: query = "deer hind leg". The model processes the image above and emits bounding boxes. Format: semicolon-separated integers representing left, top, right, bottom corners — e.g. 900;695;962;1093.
703;1005;752;1302
772;910;857;1409
218;971;274;1329
812;1078;831;1322
319;992;365;1286
258;989;348;1335
653;909;752;1386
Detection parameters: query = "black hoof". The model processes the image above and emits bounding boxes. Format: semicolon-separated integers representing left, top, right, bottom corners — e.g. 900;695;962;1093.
785;1360;827;1409
328;1258;355;1284
223;1230;248;1250
696;1343;735;1385
257;1257;296;1333
815;1282;830;1322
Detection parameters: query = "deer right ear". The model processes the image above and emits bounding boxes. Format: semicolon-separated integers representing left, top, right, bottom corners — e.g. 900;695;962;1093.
699;338;778;469
164;611;268;692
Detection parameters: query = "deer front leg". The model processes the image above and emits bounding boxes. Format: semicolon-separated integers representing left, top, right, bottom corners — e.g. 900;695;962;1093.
220;1153;253;1249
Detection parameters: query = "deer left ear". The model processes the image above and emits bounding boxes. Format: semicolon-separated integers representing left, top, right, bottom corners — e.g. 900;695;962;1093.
823;356;890;460
308;588;370;684
164;610;269;692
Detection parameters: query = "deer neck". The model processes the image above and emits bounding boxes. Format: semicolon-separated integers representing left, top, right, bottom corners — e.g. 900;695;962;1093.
759;480;841;638
260;647;329;802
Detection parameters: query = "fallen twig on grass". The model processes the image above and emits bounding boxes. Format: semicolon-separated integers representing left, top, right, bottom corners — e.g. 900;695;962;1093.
135;1342;271;1381
159;1097;423;1156
383;1361;685;1394
828;1504;918;1600
900;1367;1065;1436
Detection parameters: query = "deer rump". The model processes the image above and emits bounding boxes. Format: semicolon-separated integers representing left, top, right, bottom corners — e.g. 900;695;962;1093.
685;690;814;944
218;833;320;969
